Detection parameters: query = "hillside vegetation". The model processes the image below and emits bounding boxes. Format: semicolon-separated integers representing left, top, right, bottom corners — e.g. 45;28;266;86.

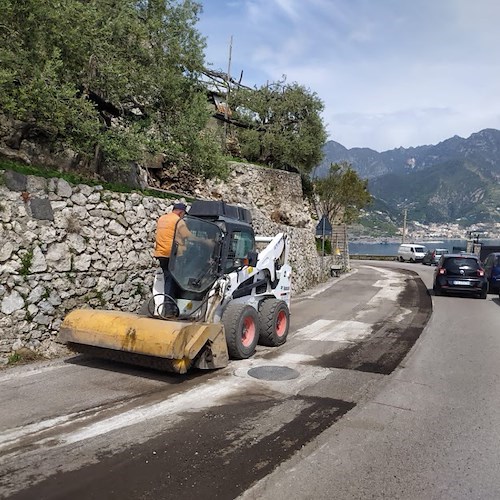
318;129;500;225
0;0;326;188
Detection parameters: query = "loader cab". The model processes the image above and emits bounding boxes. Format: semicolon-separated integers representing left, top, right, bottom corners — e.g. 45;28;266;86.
187;200;256;274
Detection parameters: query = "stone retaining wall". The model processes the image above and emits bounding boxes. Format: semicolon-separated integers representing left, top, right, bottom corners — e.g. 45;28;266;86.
0;163;333;364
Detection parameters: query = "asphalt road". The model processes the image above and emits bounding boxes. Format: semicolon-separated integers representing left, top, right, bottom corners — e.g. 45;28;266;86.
244;261;500;500
0;261;475;499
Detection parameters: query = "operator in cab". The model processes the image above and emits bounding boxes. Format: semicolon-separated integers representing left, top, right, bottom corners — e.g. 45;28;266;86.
154;202;190;309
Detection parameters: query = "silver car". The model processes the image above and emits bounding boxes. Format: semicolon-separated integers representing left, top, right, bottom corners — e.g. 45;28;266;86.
422;248;449;265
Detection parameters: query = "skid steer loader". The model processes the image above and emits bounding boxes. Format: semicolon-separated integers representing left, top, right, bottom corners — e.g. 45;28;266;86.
58;201;292;374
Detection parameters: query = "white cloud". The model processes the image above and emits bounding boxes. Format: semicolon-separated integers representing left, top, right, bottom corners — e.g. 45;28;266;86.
198;0;500;151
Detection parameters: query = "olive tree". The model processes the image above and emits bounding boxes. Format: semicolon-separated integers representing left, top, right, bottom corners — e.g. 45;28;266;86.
230;79;327;174
0;0;225;177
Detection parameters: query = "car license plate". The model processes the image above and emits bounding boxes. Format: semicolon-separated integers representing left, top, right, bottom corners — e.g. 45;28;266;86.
452;280;469;286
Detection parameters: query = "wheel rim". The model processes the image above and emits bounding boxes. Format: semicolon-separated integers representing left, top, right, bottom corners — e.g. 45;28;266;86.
275;310;287;337
241;316;256;347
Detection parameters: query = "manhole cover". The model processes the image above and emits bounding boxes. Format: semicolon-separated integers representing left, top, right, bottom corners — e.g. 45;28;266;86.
247;365;300;381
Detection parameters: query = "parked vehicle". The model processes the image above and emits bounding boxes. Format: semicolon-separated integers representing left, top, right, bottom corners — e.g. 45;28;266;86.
433;254;488;298
482;252;500;293
397;243;427;263
422;248;449;266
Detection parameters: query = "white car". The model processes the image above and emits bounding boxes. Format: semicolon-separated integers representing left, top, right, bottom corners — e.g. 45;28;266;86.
397;243;427;262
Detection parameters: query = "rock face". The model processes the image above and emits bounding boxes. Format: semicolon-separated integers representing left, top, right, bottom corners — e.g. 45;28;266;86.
0;163;333;364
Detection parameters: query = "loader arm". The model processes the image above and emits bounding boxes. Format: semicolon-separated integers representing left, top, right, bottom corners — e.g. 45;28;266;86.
255;233;290;281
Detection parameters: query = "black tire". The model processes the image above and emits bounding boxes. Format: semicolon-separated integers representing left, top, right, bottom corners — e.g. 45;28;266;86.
433;284;441;296
222;303;259;359
410;258;415;263
480;288;487;299
258;299;290;347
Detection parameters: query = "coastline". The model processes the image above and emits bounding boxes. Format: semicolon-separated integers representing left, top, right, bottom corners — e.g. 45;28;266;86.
348;238;500;256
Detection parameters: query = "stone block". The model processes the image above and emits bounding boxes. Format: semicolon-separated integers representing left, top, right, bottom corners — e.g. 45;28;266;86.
1;290;25;314
0;242;14;262
56;178;73;198
4;170;27;191
30;198;54;221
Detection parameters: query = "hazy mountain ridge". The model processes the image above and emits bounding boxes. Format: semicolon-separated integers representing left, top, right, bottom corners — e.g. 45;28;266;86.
317;129;500;225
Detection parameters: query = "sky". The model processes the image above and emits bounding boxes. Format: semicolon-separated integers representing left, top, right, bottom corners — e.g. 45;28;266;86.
197;0;500;152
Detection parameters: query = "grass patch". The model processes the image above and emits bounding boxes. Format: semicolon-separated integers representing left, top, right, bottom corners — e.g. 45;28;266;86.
0;158;195;201
7;348;44;366
94;290;106;307
134;282;144;296
7;352;21;364
1;158;89;185
19;247;34;276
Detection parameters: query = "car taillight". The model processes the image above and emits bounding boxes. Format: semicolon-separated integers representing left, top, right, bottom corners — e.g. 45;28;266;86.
439;268;446;275
477;269;484;277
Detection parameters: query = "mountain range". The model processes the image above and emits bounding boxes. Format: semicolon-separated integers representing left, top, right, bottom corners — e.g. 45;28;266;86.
315;129;500;227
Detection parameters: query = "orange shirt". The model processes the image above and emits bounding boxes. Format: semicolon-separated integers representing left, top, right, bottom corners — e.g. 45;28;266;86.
154;212;191;258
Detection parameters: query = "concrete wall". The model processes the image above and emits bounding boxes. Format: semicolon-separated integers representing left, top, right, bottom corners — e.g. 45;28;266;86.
0;163;334;364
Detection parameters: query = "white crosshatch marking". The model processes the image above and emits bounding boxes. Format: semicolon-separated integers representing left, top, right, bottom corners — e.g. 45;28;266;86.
294;319;371;342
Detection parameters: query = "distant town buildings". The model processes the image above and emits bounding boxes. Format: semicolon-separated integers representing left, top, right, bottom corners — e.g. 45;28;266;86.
404;221;500;241
350;221;500;242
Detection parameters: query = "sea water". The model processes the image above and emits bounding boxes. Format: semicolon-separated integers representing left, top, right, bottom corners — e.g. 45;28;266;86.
348;239;500;256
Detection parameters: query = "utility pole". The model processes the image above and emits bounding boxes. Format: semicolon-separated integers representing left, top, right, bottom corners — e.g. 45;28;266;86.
321;215;326;257
402;208;407;243
223;35;233;152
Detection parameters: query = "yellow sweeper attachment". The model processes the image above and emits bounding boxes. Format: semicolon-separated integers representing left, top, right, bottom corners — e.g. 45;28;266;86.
58;309;229;374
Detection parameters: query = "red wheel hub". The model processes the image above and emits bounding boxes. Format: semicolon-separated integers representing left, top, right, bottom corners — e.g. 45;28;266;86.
275;310;287;337
241;316;256;347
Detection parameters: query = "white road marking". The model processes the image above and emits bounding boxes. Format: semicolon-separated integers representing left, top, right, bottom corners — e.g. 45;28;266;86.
0;402;128;452
0;376;268;459
50;378;247;445
358;267;407;315
305;269;358;299
394;307;412;323
0;362;70;383
368;279;403;303
294;320;332;339
294;319;371;342
0;414;76;451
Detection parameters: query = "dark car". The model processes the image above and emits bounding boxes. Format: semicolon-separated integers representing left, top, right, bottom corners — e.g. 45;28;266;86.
422;248;449;266
433;253;488;298
482;252;500;293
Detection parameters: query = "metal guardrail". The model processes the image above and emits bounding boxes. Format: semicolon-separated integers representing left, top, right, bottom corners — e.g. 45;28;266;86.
350;255;397;261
